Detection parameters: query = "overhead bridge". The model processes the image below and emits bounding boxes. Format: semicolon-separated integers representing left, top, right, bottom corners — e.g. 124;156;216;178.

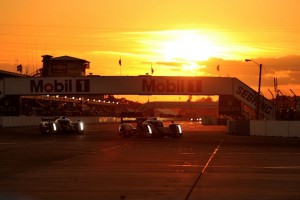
0;76;275;119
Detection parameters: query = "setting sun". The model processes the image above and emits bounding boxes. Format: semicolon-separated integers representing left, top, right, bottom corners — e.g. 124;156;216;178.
158;30;218;62
134;30;225;76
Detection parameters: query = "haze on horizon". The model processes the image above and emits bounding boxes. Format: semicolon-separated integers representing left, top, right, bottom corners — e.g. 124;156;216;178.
1;0;300;101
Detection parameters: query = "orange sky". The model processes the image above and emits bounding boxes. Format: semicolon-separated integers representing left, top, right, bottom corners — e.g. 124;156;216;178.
1;0;300;101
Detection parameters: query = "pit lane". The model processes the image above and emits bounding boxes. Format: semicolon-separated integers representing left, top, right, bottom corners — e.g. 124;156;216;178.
0;122;300;200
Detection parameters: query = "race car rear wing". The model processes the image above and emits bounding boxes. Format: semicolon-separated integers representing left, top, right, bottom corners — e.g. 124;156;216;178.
120;117;158;124
120;111;144;123
41;117;57;122
120;117;138;124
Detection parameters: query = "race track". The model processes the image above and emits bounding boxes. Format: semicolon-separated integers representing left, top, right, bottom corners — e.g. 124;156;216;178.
0;122;300;200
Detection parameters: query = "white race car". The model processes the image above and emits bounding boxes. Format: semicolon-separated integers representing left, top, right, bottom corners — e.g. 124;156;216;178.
39;116;84;134
119;117;182;138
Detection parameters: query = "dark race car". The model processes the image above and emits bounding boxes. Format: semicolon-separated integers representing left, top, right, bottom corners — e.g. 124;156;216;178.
39;116;84;134
119;117;182;138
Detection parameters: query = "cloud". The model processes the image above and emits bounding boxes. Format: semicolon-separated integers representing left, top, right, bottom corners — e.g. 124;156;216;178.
194;55;300;86
155;61;184;67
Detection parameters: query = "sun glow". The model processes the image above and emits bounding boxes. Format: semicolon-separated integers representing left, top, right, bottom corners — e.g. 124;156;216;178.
158;30;219;62
181;61;206;72
147;30;223;74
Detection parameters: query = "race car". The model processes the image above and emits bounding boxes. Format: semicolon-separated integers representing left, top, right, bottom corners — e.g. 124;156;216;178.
119;117;182;138
39;116;84;134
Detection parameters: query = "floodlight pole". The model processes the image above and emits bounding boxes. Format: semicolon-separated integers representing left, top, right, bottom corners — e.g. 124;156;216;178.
245;59;262;120
290;89;297;109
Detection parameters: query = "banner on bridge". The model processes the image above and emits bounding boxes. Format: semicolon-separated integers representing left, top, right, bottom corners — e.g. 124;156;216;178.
233;79;275;120
2;76;234;96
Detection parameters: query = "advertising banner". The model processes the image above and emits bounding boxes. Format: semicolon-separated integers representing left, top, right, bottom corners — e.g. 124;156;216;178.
3;76;234;96
233;79;275;119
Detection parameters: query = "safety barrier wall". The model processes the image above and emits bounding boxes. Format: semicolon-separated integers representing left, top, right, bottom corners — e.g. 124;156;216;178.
227;120;250;136
0;116;188;128
0;116;121;128
2;117;300;138
250;120;300;137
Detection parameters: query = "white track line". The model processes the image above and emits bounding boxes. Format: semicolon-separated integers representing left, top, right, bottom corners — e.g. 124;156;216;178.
185;136;225;200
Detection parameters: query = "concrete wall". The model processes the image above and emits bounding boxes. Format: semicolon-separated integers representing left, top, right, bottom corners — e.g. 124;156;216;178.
0;116;185;128
250;120;300;137
227;120;250;135
0;116;120;128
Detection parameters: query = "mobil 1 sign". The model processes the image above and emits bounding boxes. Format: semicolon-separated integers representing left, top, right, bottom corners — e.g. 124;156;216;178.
4;77;91;95
3;76;233;96
30;79;90;93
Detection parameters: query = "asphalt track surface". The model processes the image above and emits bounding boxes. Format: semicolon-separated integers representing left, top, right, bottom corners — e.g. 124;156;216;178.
0;122;300;200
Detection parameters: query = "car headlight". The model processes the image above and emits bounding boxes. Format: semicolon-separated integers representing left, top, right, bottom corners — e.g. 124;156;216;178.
177;125;182;133
52;123;57;131
79;122;84;131
147;125;152;134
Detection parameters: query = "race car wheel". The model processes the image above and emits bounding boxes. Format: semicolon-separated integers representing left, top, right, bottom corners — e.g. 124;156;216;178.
73;123;84;135
119;124;133;138
142;125;153;138
169;124;183;138
77;130;84;135
172;132;182;138
120;130;130;138
40;126;47;135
